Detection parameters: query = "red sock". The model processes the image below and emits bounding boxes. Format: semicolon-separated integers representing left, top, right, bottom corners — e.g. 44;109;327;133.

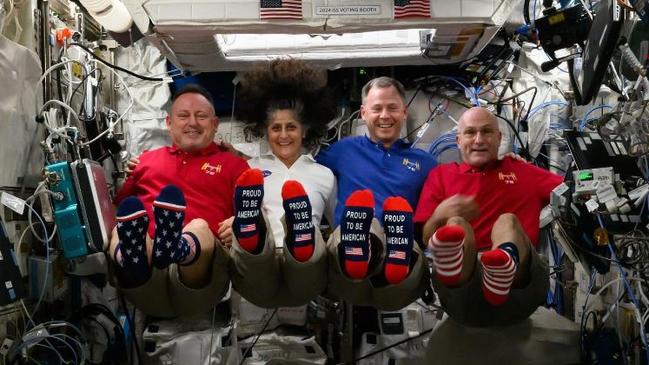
430;225;465;286
382;197;413;285
233;169;264;253
340;190;374;279
281;180;315;262
480;246;518;306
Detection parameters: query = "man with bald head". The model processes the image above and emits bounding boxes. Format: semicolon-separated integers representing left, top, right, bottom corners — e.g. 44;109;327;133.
414;107;563;327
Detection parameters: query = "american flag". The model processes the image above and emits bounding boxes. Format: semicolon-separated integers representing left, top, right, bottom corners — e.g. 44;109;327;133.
394;0;430;19
240;223;256;233
295;233;312;242
345;247;363;256
260;0;302;20
389;250;407;260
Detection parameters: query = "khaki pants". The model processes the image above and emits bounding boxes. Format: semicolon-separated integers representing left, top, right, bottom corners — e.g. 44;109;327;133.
110;240;231;318
230;216;328;308
433;246;549;327
326;218;430;311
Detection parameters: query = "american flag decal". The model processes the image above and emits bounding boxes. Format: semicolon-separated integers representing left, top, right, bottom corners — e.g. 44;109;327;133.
260;0;303;20
394;0;430;19
240;224;256;233
295;233;312;242
389;250;407;260
345;247;363;256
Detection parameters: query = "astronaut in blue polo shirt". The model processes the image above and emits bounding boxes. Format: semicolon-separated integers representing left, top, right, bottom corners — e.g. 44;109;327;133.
318;76;436;310
316;76;437;227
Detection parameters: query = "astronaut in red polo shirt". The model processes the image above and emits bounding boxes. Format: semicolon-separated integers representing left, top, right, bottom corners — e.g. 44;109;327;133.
108;84;249;317
414;107;563;327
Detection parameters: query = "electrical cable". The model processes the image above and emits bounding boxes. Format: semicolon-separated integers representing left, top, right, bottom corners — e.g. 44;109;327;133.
22;201;50;322
493;113;531;159
208;304;217;365
524;0;532;25
119;295;142;365
25;184;58;244
337;325;436;365
70;43;164;82
38;100;81;128
579;104;613;131
80;59;134;147
597;214;649;364
238;309;278;365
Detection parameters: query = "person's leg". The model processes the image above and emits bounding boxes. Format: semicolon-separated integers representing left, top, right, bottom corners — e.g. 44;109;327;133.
340;190;375;280
109;196;154;287
382;196;414;285
282;180;315;262
429;216;477;286
481;213;531;305
233;169;265;253
177;218;215;288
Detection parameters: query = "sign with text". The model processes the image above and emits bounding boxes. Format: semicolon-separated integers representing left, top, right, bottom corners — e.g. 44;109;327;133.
315;5;381;16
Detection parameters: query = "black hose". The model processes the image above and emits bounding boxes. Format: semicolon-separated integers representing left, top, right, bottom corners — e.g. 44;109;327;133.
70;43;164;82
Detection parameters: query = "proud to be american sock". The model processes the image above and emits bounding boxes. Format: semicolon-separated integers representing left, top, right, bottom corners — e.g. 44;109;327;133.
480;242;519;306
152;185;191;269
114;196;150;287
340;190;374;280
382;197;414;285
430;225;465;286
233;169;264;253
282;180;315;262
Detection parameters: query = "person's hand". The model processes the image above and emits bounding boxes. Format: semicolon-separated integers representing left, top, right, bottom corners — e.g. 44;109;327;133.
217;216;234;248
433;194;479;222
504;152;527;163
124;157;140;177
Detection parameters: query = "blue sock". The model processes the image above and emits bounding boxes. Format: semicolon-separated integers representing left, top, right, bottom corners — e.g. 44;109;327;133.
114;196;150;287
152;185;193;269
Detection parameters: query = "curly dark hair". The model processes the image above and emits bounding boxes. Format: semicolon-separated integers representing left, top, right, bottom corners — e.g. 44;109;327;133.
235;59;337;148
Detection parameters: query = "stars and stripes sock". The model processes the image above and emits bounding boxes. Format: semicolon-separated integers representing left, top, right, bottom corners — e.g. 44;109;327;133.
480;242;519;306
233;169;264;253
178;231;201;266
152;185;188;269
382;197;413;285
114;196;150;287
282;180;315;262
430;225;465;286
340;190;374;280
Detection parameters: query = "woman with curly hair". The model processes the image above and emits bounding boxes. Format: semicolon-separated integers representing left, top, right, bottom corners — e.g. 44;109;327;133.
229;58;338;308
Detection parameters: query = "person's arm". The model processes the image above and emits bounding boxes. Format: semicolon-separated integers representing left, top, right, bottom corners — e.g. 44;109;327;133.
315;143;338;174
124;156;140;177
217;158;251;245
217;216;234;247
114;154;147;204
324;178;338;232
420;194;479;244
414;167;479;244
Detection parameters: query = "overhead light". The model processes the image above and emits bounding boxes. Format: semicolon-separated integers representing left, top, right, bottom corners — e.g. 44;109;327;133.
214;29;433;60
79;0;133;33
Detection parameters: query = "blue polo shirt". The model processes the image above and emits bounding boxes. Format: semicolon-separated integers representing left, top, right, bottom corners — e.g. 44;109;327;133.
316;135;437;226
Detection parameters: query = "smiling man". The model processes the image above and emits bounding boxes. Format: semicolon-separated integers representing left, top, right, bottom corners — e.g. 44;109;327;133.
413;107;563;327
316;77;436;312
316;77;437;225
109;84;249;317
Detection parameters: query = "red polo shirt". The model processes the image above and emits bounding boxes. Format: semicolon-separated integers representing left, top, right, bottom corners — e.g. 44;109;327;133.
115;142;249;236
413;157;563;250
